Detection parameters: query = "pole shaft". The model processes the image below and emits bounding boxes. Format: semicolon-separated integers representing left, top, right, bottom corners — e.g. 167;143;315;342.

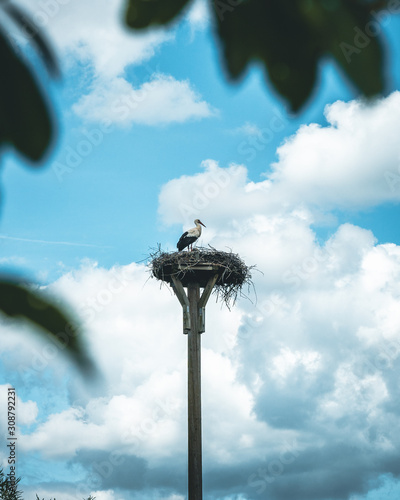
187;283;202;500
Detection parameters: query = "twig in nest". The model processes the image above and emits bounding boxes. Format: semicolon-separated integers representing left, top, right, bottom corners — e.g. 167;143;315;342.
149;246;255;309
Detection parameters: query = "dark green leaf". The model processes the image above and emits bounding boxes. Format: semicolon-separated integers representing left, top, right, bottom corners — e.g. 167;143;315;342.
0;28;54;162
322;1;384;97
0;279;95;376
3;3;59;76
213;0;385;111
214;0;319;111
126;0;191;28
3;3;59;77
123;0;387;112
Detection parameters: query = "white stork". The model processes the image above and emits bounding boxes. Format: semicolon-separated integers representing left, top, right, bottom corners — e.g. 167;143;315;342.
177;219;206;251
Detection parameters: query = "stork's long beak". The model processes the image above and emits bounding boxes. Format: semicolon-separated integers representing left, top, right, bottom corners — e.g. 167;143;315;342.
199;220;206;227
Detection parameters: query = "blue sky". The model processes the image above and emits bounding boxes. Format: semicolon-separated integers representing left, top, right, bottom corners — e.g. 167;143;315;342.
2;1;400;499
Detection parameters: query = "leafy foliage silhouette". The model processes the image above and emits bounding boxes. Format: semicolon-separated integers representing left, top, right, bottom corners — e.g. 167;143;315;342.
0;1;56;161
0;467;95;499
0;0;395;372
35;496;96;500
125;0;389;111
0;2;94;374
0;279;95;373
0;467;22;500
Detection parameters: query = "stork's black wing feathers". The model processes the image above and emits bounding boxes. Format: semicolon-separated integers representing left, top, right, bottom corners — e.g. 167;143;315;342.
177;231;188;248
177;231;188;251
177;231;197;251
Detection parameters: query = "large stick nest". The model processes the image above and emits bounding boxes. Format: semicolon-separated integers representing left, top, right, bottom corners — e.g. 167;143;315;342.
150;246;254;308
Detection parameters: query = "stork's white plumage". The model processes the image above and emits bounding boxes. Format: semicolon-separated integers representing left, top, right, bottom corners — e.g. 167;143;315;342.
177;219;206;251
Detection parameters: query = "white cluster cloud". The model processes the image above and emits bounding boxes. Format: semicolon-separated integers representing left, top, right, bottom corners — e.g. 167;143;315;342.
3;89;400;498
73;74;215;126
6;129;400;499
159;92;400;226
6;220;400;499
18;0;214;126
270;92;400;209
18;0;170;77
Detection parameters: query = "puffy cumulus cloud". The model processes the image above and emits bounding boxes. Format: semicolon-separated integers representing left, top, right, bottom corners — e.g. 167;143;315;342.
269;91;400;209
160;94;400;226
21;406;109;459
18;0;171;78
73;74;215;126
17;0;214;127
155;156;400;499
161;97;400;244
6;101;400;496
3;217;400;499
6;260;258;496
158;159;275;228
219;235;400;500
233;228;400;499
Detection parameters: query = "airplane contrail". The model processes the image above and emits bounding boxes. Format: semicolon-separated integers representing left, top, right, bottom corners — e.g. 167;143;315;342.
0;235;113;249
